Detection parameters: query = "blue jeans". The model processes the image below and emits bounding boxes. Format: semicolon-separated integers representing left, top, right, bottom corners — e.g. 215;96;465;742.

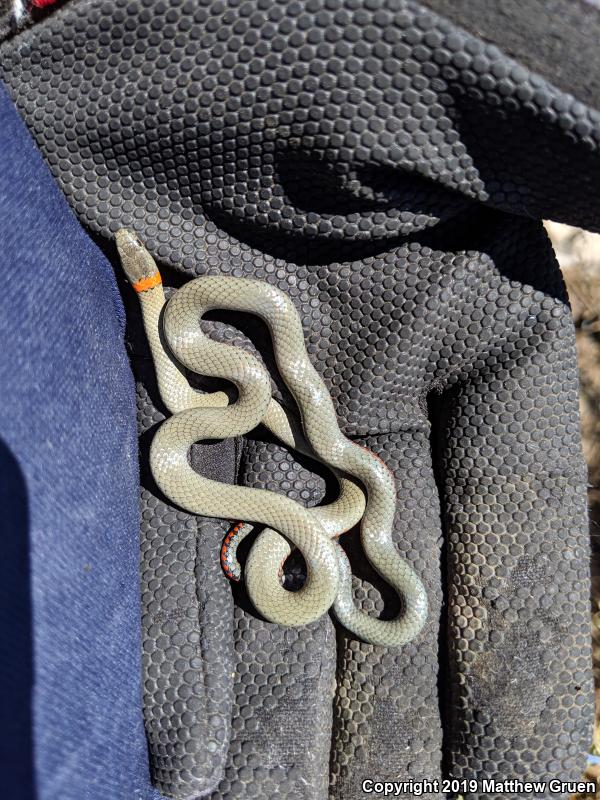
0;83;156;799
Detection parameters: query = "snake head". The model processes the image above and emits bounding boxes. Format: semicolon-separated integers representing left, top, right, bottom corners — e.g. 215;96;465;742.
115;228;159;286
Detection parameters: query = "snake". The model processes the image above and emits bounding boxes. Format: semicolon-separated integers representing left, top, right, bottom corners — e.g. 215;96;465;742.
116;228;428;646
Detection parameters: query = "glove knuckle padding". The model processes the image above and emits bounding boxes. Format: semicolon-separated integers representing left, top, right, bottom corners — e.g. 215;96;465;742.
0;1;593;798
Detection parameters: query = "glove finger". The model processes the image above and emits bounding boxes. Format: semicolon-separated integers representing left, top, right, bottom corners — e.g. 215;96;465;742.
330;429;444;800
132;320;238;798
218;436;337;800
434;218;592;795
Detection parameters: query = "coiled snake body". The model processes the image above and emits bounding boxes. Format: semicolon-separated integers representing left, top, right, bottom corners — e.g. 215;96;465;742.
117;228;428;646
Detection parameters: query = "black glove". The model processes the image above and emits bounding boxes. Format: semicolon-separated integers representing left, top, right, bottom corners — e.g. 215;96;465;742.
1;2;594;798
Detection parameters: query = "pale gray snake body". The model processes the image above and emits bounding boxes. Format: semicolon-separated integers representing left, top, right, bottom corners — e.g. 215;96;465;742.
116;227;428;646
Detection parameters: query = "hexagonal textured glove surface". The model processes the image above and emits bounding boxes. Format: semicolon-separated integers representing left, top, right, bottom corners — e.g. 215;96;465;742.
0;2;595;799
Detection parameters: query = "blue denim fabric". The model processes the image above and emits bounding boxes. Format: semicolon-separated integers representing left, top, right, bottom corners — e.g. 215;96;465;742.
0;83;156;799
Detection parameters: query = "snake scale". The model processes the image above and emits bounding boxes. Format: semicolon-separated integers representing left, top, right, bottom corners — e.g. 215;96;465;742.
116;228;428;646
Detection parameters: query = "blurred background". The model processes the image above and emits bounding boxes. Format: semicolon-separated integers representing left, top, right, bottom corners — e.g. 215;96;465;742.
545;223;600;800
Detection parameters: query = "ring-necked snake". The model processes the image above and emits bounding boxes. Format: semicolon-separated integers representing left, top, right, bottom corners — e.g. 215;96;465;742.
116;228;428;646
